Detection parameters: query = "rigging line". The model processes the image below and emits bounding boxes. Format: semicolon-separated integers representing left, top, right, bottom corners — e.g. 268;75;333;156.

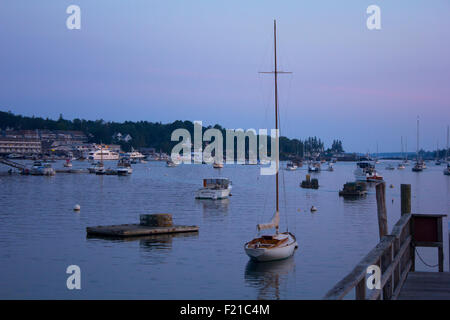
415;248;439;268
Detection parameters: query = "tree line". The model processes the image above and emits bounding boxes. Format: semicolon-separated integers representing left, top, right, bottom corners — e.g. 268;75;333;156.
0;110;345;157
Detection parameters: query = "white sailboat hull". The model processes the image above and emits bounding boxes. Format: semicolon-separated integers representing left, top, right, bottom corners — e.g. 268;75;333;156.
244;233;297;262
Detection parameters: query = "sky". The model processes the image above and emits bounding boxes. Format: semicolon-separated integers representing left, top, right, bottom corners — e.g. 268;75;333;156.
0;0;449;152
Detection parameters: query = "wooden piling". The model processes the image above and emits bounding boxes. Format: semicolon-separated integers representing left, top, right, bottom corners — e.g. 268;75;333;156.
401;184;411;215
376;182;388;240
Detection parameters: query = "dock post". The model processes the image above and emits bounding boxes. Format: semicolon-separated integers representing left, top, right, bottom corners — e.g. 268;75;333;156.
376;182;392;299
400;184;411;215
376;182;388;239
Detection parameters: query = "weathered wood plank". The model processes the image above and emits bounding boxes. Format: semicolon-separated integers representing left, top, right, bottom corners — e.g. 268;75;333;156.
397;272;450;300
323;236;395;299
376;182;388;240
86;224;199;237
401;184;411;215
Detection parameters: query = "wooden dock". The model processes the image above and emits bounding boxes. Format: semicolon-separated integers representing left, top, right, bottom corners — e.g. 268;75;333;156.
397;272;450;300
86;224;199;238
324;183;449;300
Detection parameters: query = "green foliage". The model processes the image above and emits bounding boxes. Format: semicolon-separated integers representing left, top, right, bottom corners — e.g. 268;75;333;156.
0;110;344;157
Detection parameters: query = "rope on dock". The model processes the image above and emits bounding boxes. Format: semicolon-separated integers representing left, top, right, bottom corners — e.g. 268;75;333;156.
415;248;439;268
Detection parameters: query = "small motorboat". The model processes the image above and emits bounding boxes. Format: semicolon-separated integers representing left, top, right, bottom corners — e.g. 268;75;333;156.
63;159;72;167
95;166;106;175
327;162;334;171
444;162;450;176
412;161;424;172
308;161;321;172
385;164;395;170
397;163;405;170
166;160;178;167
213;161;224;169
285;161;297;171
117;157;133;175
88;162;103;173
195;178;232;200
30;161;56;176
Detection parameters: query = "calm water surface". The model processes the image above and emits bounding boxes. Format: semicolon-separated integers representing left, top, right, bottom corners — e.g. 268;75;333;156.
0;160;449;299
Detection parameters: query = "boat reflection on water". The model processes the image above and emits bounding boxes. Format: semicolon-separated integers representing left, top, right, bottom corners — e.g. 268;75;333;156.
196;198;229;220
244;257;295;300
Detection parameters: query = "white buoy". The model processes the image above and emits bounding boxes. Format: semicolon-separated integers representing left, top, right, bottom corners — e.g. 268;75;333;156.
310;206;317;212
73;204;81;211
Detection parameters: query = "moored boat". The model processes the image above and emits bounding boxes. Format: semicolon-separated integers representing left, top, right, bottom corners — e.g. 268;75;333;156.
244;20;298;263
30;161;56;176
308;161;321;172
195;178;231;200
285;161;297;171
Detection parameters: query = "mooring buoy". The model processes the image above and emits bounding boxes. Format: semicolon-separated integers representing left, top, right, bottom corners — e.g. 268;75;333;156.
74;204;81;211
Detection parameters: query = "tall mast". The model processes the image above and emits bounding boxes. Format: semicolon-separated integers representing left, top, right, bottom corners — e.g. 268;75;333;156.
274;20;279;220
416;116;419;162
259;20;291;233
446;125;449;162
401;136;403;158
405;137;408;160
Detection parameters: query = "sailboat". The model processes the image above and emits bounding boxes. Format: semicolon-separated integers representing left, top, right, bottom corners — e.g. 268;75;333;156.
397;136;405;169
412;117;424;172
435;141;442;165
402;137;410;166
95;143;106;175
444;126;450;176
244;20;298;262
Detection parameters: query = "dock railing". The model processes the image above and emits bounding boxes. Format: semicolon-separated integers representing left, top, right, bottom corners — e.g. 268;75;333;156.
324;183;447;300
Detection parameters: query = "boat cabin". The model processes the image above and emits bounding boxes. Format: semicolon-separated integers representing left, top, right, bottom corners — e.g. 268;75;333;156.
202;178;230;189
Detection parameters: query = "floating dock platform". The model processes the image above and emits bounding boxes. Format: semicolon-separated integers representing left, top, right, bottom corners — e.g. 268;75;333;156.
86;224;199;238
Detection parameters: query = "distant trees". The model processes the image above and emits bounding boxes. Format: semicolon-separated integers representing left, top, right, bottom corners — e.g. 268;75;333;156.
0;110;345;156
330;139;344;153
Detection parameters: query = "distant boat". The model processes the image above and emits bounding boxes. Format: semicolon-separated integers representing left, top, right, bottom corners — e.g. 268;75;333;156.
117;157;133;175
444;126;450;176
412;117;424;172
327;162;334;171
88;148;119;160
213;161;224;169
308;161;321;172
166;160;178;167
30;161;55;176
196;178;232;200
63;159;72;167
244;21;298;263
385;163;395;170
354;161;383;182
285;161;297;171
88;162;103;173
125;148;145;160
412;161;424;172
397;163;405;170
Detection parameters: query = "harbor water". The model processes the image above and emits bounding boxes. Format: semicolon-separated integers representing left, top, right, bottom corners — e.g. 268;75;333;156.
0;160;449;299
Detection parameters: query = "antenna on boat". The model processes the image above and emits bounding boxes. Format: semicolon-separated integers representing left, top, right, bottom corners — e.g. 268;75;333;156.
259;20;292;233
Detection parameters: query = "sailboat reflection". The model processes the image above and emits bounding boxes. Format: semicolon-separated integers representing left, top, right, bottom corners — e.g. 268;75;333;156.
244;257;295;300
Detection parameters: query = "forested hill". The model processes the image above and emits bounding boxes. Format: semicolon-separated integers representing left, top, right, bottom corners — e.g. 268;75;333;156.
0;110;344;156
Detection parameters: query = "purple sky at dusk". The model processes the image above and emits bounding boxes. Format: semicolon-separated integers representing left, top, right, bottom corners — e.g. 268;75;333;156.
0;0;449;152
